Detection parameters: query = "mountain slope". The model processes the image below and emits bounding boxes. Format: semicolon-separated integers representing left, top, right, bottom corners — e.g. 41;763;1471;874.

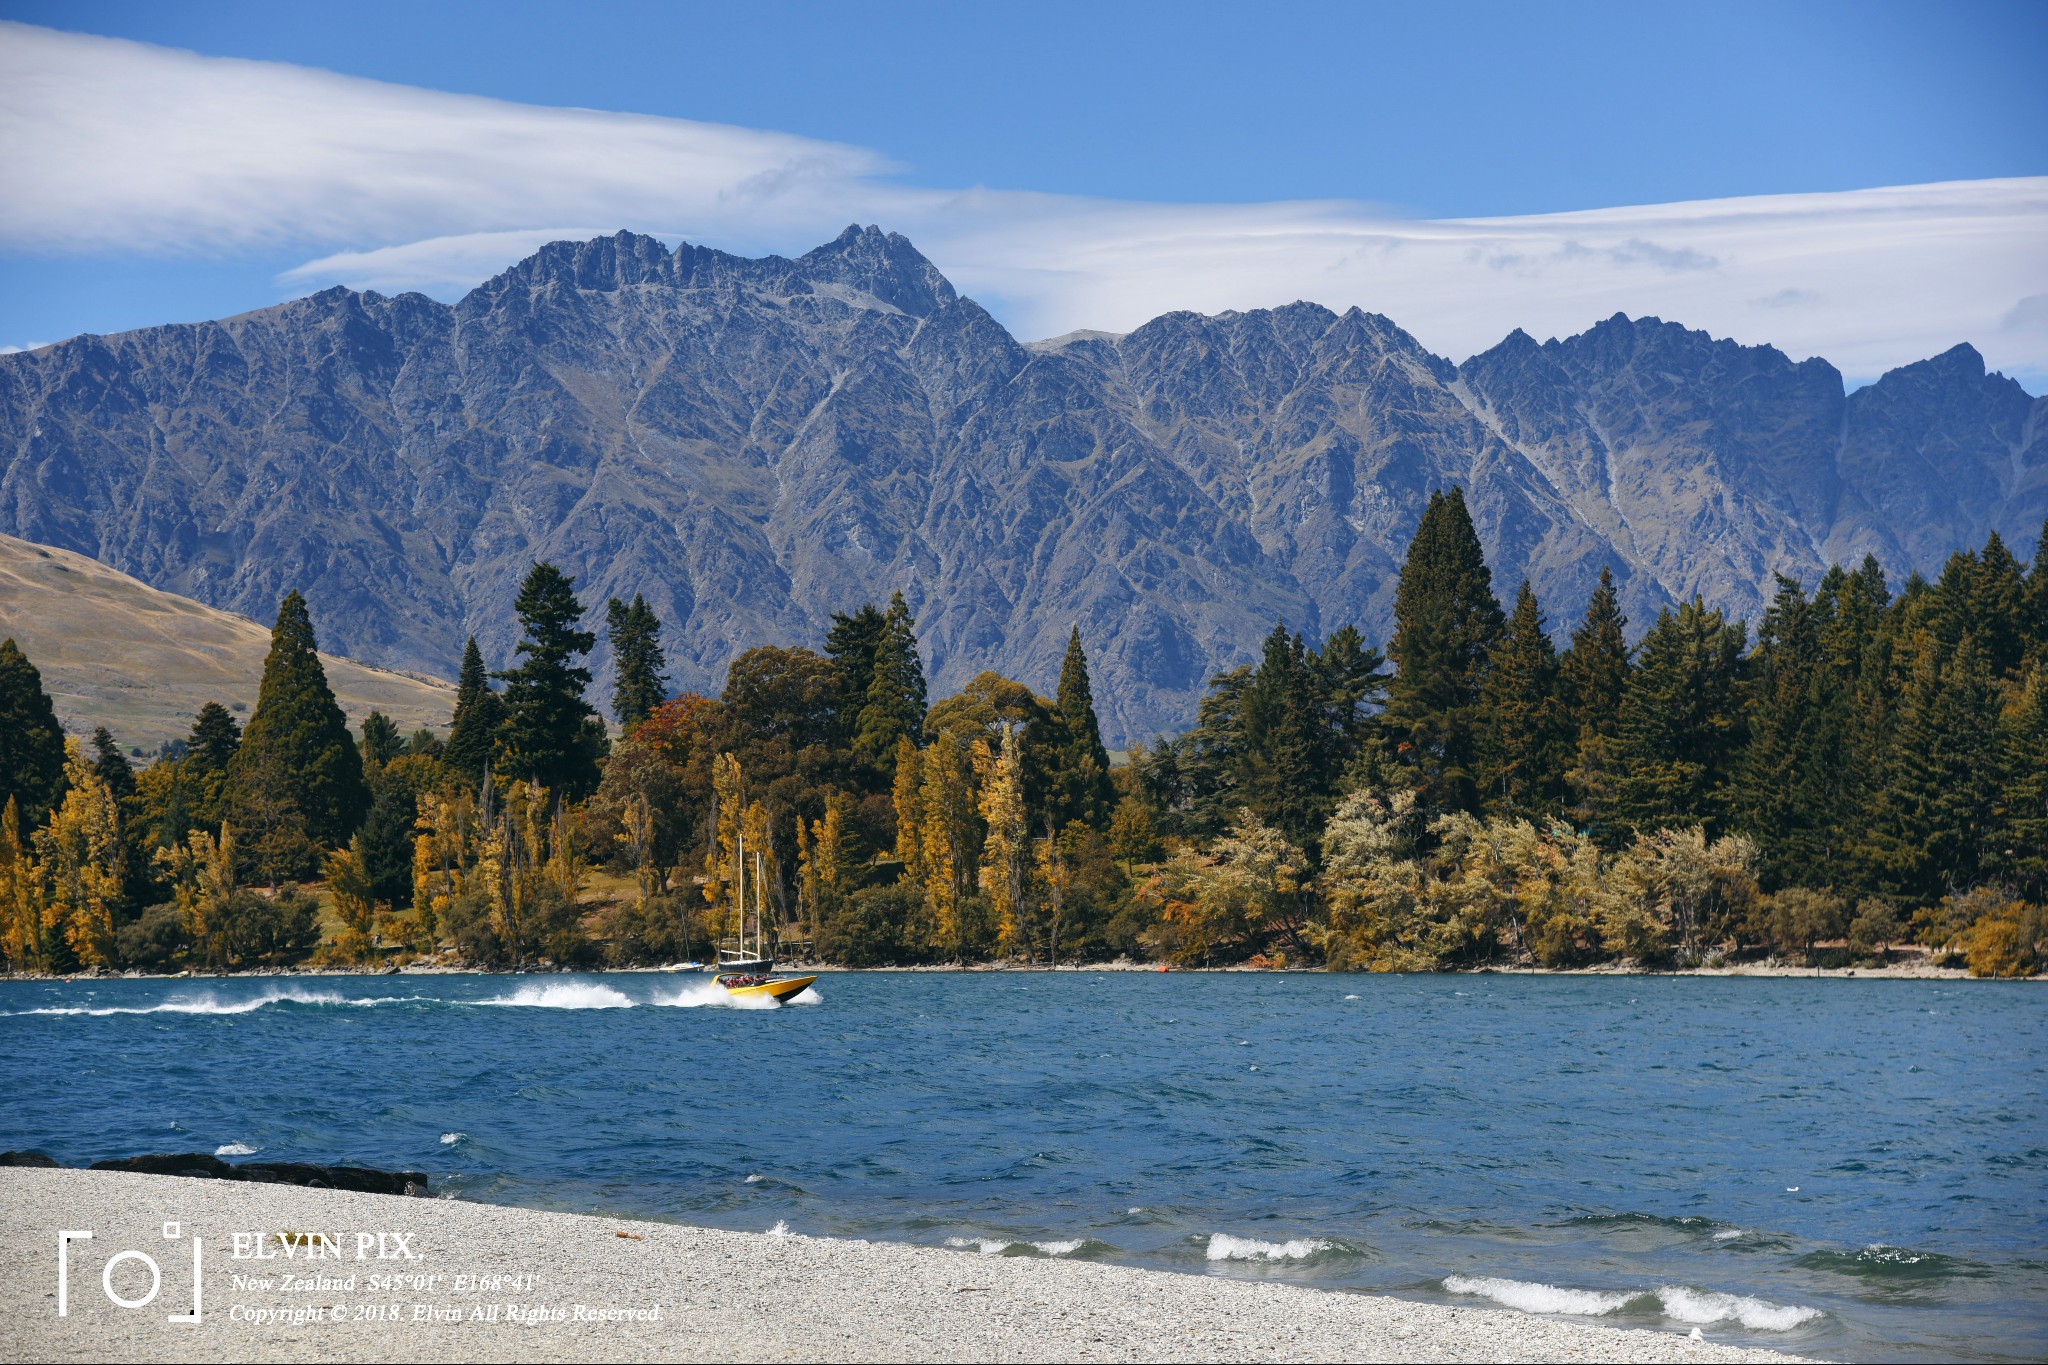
1;228;2041;747
0;533;455;753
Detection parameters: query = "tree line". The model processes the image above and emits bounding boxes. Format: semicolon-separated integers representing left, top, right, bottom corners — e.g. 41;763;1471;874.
3;488;2044;976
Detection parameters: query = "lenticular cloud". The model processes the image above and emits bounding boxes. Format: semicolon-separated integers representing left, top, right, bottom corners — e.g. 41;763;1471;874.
3;20;2044;381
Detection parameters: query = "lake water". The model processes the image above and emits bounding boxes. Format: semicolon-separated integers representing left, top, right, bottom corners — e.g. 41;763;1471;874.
3;972;2041;1361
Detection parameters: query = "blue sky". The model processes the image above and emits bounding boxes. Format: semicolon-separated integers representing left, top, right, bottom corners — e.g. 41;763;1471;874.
2;1;2044;382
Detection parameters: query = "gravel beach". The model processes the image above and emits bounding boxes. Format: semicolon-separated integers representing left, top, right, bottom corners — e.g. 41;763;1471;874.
0;1169;1814;1364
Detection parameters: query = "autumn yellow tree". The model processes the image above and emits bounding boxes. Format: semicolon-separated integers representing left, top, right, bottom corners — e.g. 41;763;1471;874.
914;734;977;958
704;753;747;944
158;824;238;969
975;724;1030;959
324;835;379;964
0;797;49;971
35;739;124;967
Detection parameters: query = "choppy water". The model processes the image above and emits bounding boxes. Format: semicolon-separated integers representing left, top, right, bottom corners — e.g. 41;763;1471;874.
3;972;2042;1361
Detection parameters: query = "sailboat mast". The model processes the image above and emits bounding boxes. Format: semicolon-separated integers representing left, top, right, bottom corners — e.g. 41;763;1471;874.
736;823;745;961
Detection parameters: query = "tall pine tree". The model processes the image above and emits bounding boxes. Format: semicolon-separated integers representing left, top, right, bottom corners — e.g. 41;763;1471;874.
1996;666;2048;901
1863;633;2001;900
2024;517;2048;668
1605;597;1745;837
444;637;505;786
1048;627;1117;832
496;563;606;800
0;637;66;830
1233;623;1340;850
854;592;927;778
826;603;888;744
1731;577;1853;887
606;594;669;726
1313;625;1387;774
1557;566;1631;832
1478;580;1568;817
226;591;369;849
1382;487;1504;816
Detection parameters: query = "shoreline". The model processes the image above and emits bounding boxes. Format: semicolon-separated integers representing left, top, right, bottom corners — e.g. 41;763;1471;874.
1;1169;1814;1364
0;957;2030;983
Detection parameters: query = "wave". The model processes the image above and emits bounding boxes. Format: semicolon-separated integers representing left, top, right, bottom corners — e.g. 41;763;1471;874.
1442;1274;1636;1316
477;983;635;1009
439;1132;465;1146
946;1236;1109;1258
214;1142;257;1156
649;980;782;1010
1795;1244;1985;1282
1205;1233;1340;1263
4;988;417;1016
1442;1275;1821;1331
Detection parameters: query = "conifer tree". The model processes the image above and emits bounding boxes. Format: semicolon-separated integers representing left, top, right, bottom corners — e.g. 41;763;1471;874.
1382;487;1504;815
0;637;66;830
1478;581;1568;817
1864;633;2001;899
855;592;926;778
1606;598;1745;836
445;637;505;787
89;727;136;803
826;603;888;742
227;591;369;850
1971;531;2028;677
1730;577;1854;887
496;563;605;801
359;711;402;769
1557;565;1630;776
1047;627;1117;831
180;702;241;834
189;702;242;774
606;594;669;726
2021;517;2048;668
1995;666;2048;900
1235;623;1334;848
1313;625;1387;772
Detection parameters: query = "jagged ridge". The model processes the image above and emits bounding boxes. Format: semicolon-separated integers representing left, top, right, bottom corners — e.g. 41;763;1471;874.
1;227;2042;746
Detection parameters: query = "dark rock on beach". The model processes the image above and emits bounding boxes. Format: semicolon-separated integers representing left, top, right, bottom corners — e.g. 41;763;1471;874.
84;1152;431;1195
0;1150;61;1167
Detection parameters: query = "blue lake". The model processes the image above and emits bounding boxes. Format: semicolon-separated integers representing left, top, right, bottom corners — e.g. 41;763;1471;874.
3;972;2042;1361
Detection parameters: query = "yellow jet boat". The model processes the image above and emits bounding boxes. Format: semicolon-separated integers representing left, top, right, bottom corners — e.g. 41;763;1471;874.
715;972;817;1005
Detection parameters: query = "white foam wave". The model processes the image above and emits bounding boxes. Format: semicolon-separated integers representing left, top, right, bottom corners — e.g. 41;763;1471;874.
9;987;381;1016
1205;1233;1332;1262
439;1132;464;1146
1657;1286;1822;1331
649;980;789;1010
214;1142;256;1156
745;1173;763;1183
1712;1228;1745;1241
1443;1274;1635;1316
1442;1275;1820;1331
946;1236;1091;1257
766;1220;790;1237
478;983;634;1009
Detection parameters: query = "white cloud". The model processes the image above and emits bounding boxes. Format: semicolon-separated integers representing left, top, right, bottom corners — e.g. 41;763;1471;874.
5;21;2047;382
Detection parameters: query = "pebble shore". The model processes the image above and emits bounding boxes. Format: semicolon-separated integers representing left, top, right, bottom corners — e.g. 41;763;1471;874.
1;1169;1815;1363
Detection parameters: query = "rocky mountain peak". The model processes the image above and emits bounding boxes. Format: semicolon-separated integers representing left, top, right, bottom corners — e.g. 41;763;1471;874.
0;227;2040;747
798;223;957;317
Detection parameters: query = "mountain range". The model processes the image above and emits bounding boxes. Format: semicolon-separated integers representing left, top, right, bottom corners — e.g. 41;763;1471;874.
2;226;2042;747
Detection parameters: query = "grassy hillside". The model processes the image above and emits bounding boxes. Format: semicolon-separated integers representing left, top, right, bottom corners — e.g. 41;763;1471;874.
0;533;456;754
